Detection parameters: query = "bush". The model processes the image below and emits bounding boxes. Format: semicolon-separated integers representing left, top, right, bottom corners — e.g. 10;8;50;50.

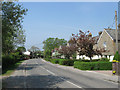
2;52;25;70
44;58;51;61
100;58;109;62
51;59;59;64
113;51;120;61
74;61;112;70
59;59;78;66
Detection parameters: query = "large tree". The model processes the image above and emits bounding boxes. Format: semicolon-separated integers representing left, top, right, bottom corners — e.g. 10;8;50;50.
43;38;67;58
2;2;28;54
71;30;106;61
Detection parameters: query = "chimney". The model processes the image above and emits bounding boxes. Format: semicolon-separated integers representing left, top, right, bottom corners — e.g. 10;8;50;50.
99;31;102;36
88;33;92;37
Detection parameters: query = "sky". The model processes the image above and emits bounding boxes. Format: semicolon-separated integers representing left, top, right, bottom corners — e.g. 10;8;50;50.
21;2;118;50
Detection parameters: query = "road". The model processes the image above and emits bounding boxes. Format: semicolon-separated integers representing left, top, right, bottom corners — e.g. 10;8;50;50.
3;59;119;89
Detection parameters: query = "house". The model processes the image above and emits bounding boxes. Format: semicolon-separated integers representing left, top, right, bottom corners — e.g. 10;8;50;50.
76;27;120;61
52;47;65;59
94;28;120;61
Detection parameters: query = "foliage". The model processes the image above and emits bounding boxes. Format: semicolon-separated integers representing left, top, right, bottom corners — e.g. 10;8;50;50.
59;59;77;66
58;44;77;59
113;51;120;61
100;58;110;62
43;38;67;58
51;59;60;64
50;59;78;66
74;61;112;70
2;51;28;70
2;2;28;54
17;47;26;54
29;46;40;52
28;46;41;58
71;30;106;61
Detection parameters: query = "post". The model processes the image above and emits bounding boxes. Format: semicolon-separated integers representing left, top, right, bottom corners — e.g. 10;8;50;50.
115;11;118;52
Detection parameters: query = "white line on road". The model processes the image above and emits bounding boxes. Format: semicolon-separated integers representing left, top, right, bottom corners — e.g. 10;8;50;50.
39;60;83;88
46;70;56;75
40;66;56;75
66;81;82;88
59;77;82;88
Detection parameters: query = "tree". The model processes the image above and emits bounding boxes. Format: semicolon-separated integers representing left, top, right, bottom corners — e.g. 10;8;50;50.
113;51;120;61
58;44;77;59
17;47;26;55
29;46;40;52
43;38;67;58
2;2;28;54
29;46;40;58
71;30;106;61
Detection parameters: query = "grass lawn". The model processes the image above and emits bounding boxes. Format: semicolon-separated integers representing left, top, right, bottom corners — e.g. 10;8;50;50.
2;60;25;76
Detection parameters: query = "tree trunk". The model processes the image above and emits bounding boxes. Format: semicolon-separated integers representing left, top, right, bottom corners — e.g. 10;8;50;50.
90;57;92;62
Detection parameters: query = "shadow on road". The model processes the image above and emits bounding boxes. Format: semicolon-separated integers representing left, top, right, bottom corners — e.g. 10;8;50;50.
2;74;69;88
17;63;44;71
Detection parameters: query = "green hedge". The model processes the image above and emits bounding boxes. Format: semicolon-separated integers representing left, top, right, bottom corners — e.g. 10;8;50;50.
50;59;63;64
2;52;26;70
59;59;75;66
74;61;112;70
44;58;51;61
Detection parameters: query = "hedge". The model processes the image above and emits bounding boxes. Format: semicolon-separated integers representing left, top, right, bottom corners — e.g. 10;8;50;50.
74;61;112;70
2;52;27;70
59;59;75;66
50;59;64;64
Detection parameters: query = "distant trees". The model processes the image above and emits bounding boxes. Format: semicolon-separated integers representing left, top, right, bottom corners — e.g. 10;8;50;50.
43;38;67;58
29;46;41;58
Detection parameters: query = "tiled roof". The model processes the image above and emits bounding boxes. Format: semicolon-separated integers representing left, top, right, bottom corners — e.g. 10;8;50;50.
105;29;120;41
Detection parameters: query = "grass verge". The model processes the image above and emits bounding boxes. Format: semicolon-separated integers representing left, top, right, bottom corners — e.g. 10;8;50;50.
2;60;25;76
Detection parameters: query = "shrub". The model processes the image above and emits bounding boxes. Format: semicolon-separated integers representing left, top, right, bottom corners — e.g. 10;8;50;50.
59;59;78;66
74;61;112;70
44;58;51;61
100;58;109;62
2;52;25;70
51;59;59;64
113;51;120;61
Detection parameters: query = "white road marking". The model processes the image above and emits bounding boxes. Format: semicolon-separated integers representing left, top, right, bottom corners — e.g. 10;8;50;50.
40;59;83;88
46;70;56;75
40;66;56;75
59;77;82;88
66;81;82;88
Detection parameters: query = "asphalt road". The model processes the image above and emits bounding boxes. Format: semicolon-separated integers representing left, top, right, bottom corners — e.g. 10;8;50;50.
3;59;119;89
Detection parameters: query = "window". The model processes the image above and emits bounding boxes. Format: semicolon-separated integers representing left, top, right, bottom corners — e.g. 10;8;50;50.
103;41;107;50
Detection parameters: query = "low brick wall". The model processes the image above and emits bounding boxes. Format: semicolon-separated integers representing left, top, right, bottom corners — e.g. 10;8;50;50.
112;62;120;76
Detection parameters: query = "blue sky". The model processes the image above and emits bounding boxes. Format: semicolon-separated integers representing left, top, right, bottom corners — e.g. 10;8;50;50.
21;2;118;50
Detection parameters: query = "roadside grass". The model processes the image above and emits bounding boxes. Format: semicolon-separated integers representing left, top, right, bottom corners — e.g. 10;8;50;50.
2;60;25;76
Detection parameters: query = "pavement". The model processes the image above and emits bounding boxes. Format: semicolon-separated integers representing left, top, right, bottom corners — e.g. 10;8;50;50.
2;58;120;89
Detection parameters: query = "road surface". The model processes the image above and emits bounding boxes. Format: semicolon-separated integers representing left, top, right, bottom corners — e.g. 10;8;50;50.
3;59;119;89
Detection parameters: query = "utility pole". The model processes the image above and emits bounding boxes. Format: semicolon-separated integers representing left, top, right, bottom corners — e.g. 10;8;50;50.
115;11;118;52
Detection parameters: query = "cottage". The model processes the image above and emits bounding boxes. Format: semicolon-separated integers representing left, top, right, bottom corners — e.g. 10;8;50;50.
77;28;120;61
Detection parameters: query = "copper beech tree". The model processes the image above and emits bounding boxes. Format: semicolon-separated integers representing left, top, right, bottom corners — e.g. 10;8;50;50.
58;44;77;59
70;30;106;62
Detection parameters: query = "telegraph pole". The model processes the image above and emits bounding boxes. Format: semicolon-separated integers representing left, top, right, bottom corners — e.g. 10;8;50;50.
115;11;118;52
